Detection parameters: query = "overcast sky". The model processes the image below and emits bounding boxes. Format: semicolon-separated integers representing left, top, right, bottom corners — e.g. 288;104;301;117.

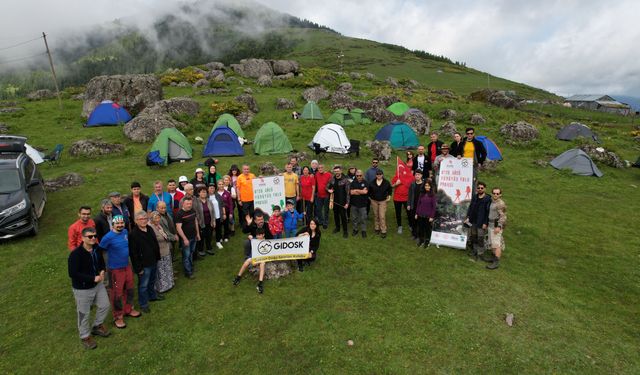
2;0;639;97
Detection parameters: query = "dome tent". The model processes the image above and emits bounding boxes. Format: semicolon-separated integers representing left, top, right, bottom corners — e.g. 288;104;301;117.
475;136;503;161
374;122;419;149
327;109;355;126
556;122;599;143
203;125;244;157
350;108;371;124
387;102;410;116
86;100;132;127
550;149;603;177
301;101;324;120
253;122;293;155
213;113;244;138
308;123;351;154
146;128;193;166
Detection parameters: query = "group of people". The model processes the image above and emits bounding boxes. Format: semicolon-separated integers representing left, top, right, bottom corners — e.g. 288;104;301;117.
66;127;507;350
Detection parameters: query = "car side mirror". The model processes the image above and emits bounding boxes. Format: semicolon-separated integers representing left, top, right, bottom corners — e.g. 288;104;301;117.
28;179;41;188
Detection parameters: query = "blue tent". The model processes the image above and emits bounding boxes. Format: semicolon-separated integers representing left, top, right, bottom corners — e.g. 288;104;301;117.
476;135;503;160
86;100;132;127
203;126;244;156
374;122;419;149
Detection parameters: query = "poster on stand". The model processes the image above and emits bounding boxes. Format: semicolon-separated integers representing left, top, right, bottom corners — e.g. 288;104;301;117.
252;176;285;215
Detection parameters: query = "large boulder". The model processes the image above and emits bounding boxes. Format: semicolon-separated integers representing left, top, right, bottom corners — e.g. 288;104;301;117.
257;75;272;87
500;121;539;144
231;58;274;78
123;115;184;143
193;79;209;88
402;110;432;135
236;111;255;127
364;72;376;80
259;162;281;176
140;97;200;118
349;72;361;80
385;76;399;88
337;82;353;92
470;113;486;125
44;173;83;192
271;60;299;75
276;98;295;110
69;139;125;157
353;95;400;123
434;89;456;99
439;120;458;138
365;140;393;161
330;91;355;110
249;261;292;280
204;61;225;71
302;86;330;102
82;74;162;117
235;93;259;113
440;109;458;120
27;89;55;101
469;89;519;109
204;70;225;81
579;144;624;168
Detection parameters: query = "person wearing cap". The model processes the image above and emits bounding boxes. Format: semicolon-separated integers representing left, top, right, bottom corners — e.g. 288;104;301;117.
326;165;350;238
123;182;149;227
109;191;130;230
407;170;425;240
190;168;207;190
68;227;110;349
368;169;392;238
68;206;96;251
236;164;256;224
177;176;189;192
166;179;184;217
433;143;455;186
98;215;141;328
426;132;444;164
349;169;368;238
94;199;113;242
310;159;319;175
147;180;173;219
282;200;304;238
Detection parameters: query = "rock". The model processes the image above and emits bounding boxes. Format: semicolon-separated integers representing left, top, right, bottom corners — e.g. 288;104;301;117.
479;160;499;172
276;98;295;110
440;109;458;120
27;89;54;101
579;144;625;168
351;95;400;122
231;58;274;78
407;79;420;87
470;113;486;125
140;97;200;118
197;88;231;95
274;73;294;80
385;76;399;88
0;101;18;107
44;173;83;192
204;61;225;71
288;151;309;163
0;107;23;113
193;79;209;88
192;67;207;76
257;75;272;87
365;140;393;161
176;82;190;88
364;72;376;80
271;60;299;75
225;77;244;85
469;89;520;109
434;89;456;99
402;110;432;135
69;139;125;157
439;121;458;138
236;111;254;127
302;86;330;102
347;340;355;346
259;161;281;176
546;121;562;129
0;123;8;134
243;88;253;94
71;93;85;101
337;83;352;92
349;72;361;80
123;115;184;143
505;313;514;327
330;91;355;110
82;74;162;117
351;90;368;98
204;70;225;81
500;121;539;144
235;93;259;113
533;159;549;167
249;261;292;280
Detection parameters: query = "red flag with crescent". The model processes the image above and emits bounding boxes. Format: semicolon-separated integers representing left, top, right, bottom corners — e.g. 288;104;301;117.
395;156;413;184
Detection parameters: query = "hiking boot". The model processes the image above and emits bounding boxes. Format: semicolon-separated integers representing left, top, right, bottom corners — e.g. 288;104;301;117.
381;233;387;239
198;251;206;257
151;293;164;301
422;242;430;248
343;232;349;238
114;318;127;329
298;264;304;272
91;324;111;338
216;242;224;249
397;226;403;234
127;310;141;318
257;282;264;294
481;253;496;263
81;336;97;350
332;228;340;234
486;259;500;270
361;231;367;238
352;230;358;237
206;249;216;255
233;275;241;286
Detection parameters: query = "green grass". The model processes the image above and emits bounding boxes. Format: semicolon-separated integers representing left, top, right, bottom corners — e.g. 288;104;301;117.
0;66;639;374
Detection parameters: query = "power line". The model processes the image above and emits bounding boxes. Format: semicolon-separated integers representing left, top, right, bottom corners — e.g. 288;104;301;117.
0;36;43;52
0;52;47;66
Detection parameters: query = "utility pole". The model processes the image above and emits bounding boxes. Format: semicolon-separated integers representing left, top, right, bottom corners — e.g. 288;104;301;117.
42;32;62;110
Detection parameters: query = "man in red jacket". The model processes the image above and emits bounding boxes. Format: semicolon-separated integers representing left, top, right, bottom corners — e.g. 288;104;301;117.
314;164;333;229
391;157;413;234
68;206;96;251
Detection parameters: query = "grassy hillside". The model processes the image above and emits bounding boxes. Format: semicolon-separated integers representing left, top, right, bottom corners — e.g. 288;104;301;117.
0;63;639;374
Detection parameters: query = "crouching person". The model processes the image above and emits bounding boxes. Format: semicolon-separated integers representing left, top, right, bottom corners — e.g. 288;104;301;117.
68;227;110;350
233;228;267;294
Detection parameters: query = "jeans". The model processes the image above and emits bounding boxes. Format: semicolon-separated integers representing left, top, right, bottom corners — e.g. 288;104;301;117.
137;266;158;308
315;197;329;226
351;205;367;232
285;229;297;238
182;237;197;276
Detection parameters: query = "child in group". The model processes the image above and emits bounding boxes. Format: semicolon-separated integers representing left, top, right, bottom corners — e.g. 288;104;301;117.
282;200;304;238
233;228;267;294
268;205;284;239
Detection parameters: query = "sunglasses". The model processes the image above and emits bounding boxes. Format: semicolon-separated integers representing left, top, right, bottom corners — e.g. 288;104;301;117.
84;235;97;239
466;132;474;135
356;174;363;177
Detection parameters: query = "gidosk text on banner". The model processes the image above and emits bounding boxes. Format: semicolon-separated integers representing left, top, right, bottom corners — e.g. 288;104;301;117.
252;175;285;215
251;236;310;264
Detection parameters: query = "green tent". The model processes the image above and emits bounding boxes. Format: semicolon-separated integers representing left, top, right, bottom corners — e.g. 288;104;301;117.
146;128;193;166
213;113;244;138
350;108;371;124
253;122;293;155
327;108;355;126
301;101;324;120
387;102;410;116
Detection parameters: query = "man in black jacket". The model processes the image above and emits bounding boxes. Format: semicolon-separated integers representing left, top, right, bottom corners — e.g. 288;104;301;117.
460;128;487;185
465;181;491;259
94;199;113;241
68;227;110;350
326;165;350;238
123;181;149;227
129;211;162;313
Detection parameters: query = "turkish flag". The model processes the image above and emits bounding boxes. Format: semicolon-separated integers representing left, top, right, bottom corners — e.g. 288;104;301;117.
395;157;414;184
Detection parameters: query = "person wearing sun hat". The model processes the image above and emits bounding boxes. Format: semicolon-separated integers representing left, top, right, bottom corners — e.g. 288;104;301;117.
190;168;207;190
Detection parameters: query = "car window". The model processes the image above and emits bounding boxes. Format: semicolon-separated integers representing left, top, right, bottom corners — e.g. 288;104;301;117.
0;170;21;193
24;160;34;182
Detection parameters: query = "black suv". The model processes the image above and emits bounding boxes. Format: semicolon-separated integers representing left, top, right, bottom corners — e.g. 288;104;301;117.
0;136;46;239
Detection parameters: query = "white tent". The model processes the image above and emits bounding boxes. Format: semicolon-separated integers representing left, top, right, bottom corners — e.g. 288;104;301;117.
25;143;44;164
308;124;351;154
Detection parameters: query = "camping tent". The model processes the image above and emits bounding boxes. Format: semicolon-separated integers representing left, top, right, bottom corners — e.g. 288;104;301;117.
556;123;599;142
633;156;640;168
213;113;244;138
350;108;371;125
387;102;410;116
301;101;324;120
475;136;503;161
550;149;603;177
327;109;355;126
146;128;193;166
253;122;293;155
308;124;351;154
374;122;419;149
86;100;132;127
203;126;244;157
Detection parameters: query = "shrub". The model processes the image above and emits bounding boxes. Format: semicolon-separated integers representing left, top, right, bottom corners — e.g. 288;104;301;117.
210;100;247;117
159;67;205;85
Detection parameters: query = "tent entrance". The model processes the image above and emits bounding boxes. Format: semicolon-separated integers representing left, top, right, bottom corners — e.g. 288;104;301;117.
168;140;190;161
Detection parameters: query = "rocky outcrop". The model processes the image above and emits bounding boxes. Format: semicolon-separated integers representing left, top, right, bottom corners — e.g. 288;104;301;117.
82;74;162;117
232;58;298;78
257;75;272;87
204;70;225;82
337;83;352;92
302;86;330;102
123;115;184;143
579;144;624;168
69;139;125;157
440;109;458;120
479;160;500;172
276;98;295;110
330;91;355;110
500;121;539;144
365;140;393;161
249;261;292;280
44;173;83;192
235;93;259;113
470;113;486;125
385;76;399;88
140;97;200;118
271;60;299;76
402;110;432;135
259;162;280;176
27;89;55;101
349;72;361;80
470;89;520;109
364;72;376;80
439;121;458;137
434;89;456;99
236;111;254;127
193;79;209;88
204;61;225;71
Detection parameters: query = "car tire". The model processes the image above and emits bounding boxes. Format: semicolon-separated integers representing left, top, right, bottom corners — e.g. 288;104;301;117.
29;208;38;236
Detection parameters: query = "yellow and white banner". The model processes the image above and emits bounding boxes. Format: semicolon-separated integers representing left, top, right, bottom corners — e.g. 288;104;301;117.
251;236;310;263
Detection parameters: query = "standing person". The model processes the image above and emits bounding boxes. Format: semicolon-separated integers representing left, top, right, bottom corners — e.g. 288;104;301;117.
205;165;221;187
68;206;96;251
405;150;414;170
364;158;382;185
227;165;241;190
223;175;238;236
282;200;304;238
156;201;177;262
190;168;207;190
98;216;141;329
68;227;110;350
326;165;350;238
450;132;464;158
282;163;300;204
349;170;368;238
461;127;487;182
433;144;455;186
177;176;189;192
412;146;431;175
309;159;319;175
193;187;215;257
486;188;507;270
94;199;113;241
465;182;491;260
391;162;413;235
123;182;149;226
289;156;302;176
207;184;225;250
236;164;256;224
268;205;284;239
347;166;357;181
296;219;321;272
166;179;184;218
175;197;200;279
415;181;437;247
368;170;392;238
129;211;162;314
216;180;233;243
179;183;195;208
149;211;175;294
299;166;315;224
109;192;130;230
407;170;425;240
426;132;444;165
314;164;332;230
147;181;173;218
